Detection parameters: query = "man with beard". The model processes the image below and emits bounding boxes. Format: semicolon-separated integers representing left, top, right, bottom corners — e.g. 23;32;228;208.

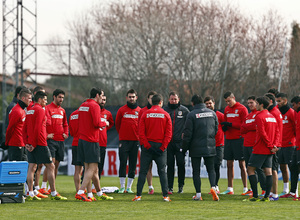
115;89;141;193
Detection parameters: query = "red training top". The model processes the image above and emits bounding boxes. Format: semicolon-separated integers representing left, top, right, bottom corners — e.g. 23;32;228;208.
99;108;114;147
296;110;300;150
240;109;258;147
69;109;79;146
215;111;224;147
281;108;296;147
268;106;283;147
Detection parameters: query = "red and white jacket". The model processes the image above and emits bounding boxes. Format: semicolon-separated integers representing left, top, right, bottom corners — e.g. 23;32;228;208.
280;107;296;147
115;105;141;141
215;111;224;147
78;99;106;143
296;110;300;150
241;109;258;147
46;102;69;141
69;109;79;146
99;108;114;147
268;105;283;147
223;102;248;139
5;103;26;147
252;110;280;155
139;106;172;151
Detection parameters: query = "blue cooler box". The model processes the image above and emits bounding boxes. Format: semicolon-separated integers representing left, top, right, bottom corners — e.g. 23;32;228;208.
0;161;28;184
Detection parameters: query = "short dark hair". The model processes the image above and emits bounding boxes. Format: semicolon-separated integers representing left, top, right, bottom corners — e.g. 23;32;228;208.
152;94;163;105
276;92;288;99
267;88;279;96
126;89;137;96
19;88;32;99
147;91;157;98
247;95;256;101
169;91;179;97
264;93;275;104
204;96;215;103
53;89;65;97
90;88;103;98
34;91;47;102
15;86;26;97
256;96;270;109
33;86;44;95
224;91;234;99
291;96;300;104
191;94;203;105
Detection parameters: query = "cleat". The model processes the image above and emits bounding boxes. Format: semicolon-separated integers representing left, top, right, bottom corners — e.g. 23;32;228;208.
92;189;97;194
132;196;141;201
126;188;134;194
36;192;48;198
148;189;154;195
293;197;300;201
118;187;126;194
75;193;92;202
278;192;288;197
243;197;260;202
210;188;220;201
95;193;114;200
39;188;50;195
168;188;173;195
192;195;202;201
280;193;296;198
177;187;183;194
220;190;234;195
241;189;253;196
259;190;266;197
51;194;67;200
48;189;51;194
163;196;171;202
88;196;97;201
269;196;279;201
260;197;270;202
26;195;41;201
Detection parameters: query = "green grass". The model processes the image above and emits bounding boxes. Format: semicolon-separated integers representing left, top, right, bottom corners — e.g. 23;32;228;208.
0;176;297;219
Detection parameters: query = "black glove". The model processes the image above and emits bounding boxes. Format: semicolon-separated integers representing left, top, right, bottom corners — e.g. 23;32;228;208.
222;126;228;132
221;122;232;127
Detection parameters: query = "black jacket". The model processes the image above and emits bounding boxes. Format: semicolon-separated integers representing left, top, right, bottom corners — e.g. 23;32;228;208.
164;103;190;142
182;103;218;157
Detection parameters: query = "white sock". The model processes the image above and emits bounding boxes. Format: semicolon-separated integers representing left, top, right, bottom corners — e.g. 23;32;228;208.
24;183;29;195
212;186;216;191
284;182;289;193
127;178;134;189
269;192;273;197
290;192;296;196
272;194;278;198
120;177;126;189
51;191;57;197
92;184;95;190
97;191;103;196
33;189;38;196
47;185;51;190
29;191;34;197
87;193;93;198
35;185;40;190
196;193;201;198
41;182;47;189
149;185;154;190
216;186;219;191
77;190;85;195
227;187;233;192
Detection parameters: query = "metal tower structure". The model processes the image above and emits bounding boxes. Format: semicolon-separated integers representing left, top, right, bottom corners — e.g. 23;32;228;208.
2;0;37;139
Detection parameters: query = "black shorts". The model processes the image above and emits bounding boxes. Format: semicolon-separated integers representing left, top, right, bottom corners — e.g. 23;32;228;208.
214;146;224;166
8;146;27;161
278;147;295;164
27;145;53;164
224;138;244;161
248;154;272;169
47;139;65;161
272;152;279;171
77;139;100;164
72;146;84;166
243;146;253;167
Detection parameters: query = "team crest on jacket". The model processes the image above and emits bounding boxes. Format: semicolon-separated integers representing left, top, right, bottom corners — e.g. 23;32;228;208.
104;114;107;118
135;111;139;115
235;109;239;114
178;111;182;116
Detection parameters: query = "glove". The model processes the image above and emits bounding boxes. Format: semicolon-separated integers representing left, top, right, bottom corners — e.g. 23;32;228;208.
221;122;232;127
222;126;229;132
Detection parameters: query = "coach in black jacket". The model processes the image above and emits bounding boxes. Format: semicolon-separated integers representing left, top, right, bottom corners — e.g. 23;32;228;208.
182;95;219;201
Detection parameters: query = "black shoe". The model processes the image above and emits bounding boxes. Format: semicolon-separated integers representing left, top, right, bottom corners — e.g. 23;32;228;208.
178;187;183;193
168;188;173;195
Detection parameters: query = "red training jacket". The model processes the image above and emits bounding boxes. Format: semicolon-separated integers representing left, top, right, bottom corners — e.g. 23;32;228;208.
296;110;300;150
69;109;79;146
5;103;26;147
115;105;141;141
139;105;172;151
281;108;296;147
224;102;248;140
268;106;283;147
252;110;280;155
240;109;258;147
78;99;106;143
215;111;224;147
138;106;149;145
99;108;114;147
46;102;69;141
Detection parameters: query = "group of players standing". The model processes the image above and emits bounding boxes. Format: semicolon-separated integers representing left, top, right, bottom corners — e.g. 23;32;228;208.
4;85;300;203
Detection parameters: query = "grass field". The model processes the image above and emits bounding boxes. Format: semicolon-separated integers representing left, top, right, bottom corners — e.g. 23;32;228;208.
0;175;297;219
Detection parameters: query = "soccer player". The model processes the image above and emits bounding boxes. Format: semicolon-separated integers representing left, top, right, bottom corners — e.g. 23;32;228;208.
240;96;266;196
133;94;172;202
24;91;67;201
220;91;248;195
115;89;141;193
164;91;190;194
204;95;224;194
244;96;279;202
42;89;69;193
138;91;157;194
5;88;32;161
275;93;296;198
75;88;112;202
182;95;219;201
